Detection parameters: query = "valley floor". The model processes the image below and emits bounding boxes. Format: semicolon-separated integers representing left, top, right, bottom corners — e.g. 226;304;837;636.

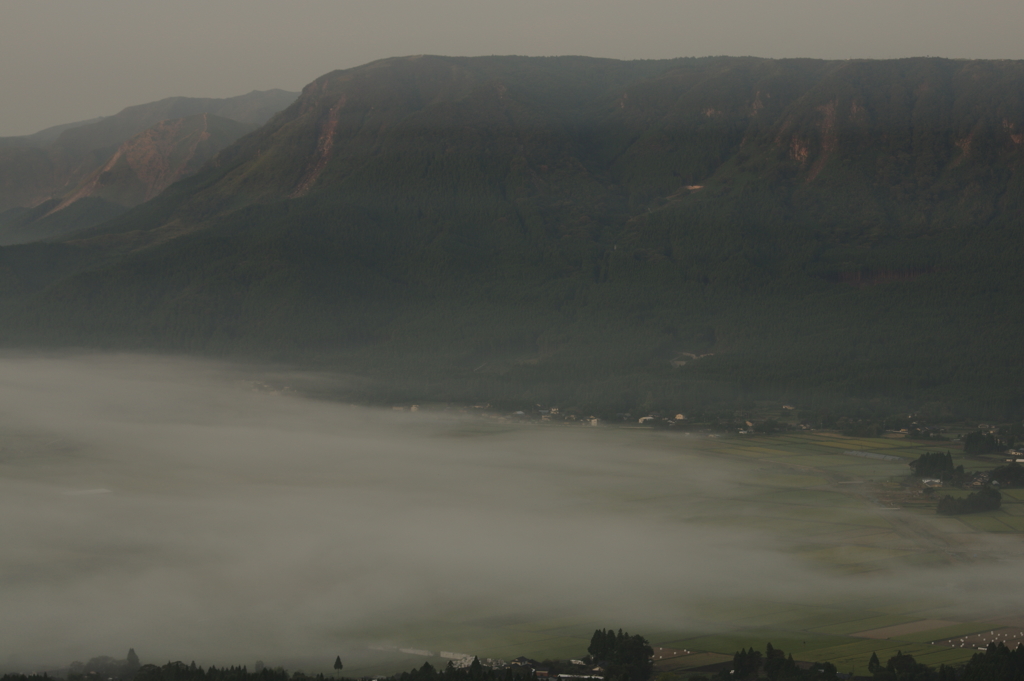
348;430;1024;678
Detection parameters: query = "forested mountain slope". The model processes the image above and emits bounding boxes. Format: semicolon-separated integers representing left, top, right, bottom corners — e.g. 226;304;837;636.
2;56;1023;414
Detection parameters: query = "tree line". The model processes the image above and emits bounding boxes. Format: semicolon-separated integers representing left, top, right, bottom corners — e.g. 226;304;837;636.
695;643;838;681
688;642;1024;681
396;660;535;681
10;633;1024;681
936;487;1002;515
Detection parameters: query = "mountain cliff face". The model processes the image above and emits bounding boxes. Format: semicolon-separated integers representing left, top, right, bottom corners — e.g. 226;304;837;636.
2;56;1024;413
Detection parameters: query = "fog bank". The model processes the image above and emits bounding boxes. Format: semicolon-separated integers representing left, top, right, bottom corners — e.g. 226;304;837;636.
0;354;1020;670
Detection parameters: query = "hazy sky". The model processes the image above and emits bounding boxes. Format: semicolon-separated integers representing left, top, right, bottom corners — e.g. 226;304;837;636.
2;0;1024;136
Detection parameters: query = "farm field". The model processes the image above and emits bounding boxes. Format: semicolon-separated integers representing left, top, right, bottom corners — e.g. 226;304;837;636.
347;430;1022;679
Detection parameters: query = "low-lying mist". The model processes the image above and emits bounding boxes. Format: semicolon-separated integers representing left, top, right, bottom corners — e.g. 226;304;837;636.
0;354;1021;671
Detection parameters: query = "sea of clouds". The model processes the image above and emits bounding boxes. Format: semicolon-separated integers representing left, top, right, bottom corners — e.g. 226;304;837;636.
0;354;1021;671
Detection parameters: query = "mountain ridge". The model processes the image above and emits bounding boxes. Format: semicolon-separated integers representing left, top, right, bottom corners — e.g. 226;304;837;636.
2;55;1023;415
0;89;297;244
53;113;255;213
0;89;297;208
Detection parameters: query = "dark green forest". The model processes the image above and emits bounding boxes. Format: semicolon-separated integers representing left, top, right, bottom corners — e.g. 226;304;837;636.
1;56;1023;417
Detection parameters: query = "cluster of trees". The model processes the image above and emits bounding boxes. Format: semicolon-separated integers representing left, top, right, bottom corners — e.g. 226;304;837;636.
50;652;328;681
936;487;1001;515
62;651;141;681
695;643;1024;681
996;422;1024;450
864;643;1024;681
989;462;1024;487
905;451;1010;516
1;664;302;681
705;643;837;681
730;648;764;679
909;452;956;477
396;661;532;681
956;641;1024;680
962;431;1006;455
908;451;972;490
130;662;296;681
867;651;952;681
939;467;972;489
586;629;653;681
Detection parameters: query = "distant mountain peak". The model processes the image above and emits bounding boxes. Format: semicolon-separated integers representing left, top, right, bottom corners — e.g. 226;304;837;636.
0;90;297;244
51;113;254;213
